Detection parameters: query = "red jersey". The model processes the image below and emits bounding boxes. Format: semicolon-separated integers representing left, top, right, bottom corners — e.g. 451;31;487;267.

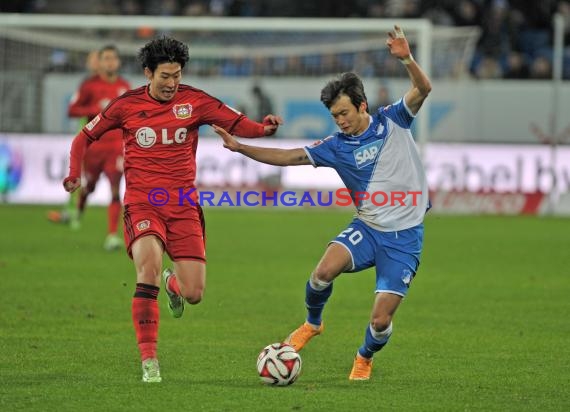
81;84;266;204
69;74;130;145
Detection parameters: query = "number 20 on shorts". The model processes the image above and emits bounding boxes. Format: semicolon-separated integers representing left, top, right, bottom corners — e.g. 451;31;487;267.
338;228;363;245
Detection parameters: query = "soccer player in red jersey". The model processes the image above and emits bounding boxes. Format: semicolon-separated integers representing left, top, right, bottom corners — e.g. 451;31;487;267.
47;50;99;230
63;36;282;383
50;45;130;251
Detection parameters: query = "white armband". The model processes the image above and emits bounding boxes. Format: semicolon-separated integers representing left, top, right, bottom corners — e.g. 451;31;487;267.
400;55;414;65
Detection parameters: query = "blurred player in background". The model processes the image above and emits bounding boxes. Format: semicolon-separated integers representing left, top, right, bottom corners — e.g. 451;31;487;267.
63;36;282;383
49;45;130;251
370;82;392;110
251;83;274;123
84;49;100;76
47;49;99;229
213;26;431;381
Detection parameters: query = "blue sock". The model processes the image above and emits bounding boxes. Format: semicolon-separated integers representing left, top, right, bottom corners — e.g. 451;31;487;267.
305;280;333;326
358;323;392;359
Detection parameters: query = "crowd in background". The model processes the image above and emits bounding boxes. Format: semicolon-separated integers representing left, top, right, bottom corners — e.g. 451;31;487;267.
2;0;570;79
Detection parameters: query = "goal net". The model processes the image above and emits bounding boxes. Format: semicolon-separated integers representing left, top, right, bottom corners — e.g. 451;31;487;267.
0;14;481;142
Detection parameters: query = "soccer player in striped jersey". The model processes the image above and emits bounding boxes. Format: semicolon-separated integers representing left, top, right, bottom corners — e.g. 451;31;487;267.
63;36;282;382
213;26;431;381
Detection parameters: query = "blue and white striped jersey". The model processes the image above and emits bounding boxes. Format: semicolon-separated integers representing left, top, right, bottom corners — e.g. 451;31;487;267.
304;97;429;231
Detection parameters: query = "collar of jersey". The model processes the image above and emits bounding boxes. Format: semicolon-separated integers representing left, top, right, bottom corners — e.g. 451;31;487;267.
339;115;373;141
145;84;168;104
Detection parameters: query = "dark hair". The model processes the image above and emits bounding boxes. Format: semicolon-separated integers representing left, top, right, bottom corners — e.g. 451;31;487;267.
320;72;368;111
99;44;119;57
137;36;190;72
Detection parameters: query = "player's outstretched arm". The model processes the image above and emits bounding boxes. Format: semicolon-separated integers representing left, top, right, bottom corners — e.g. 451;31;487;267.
206;95;283;138
62;131;91;192
386;25;432;115
212;125;310;166
231;113;284;137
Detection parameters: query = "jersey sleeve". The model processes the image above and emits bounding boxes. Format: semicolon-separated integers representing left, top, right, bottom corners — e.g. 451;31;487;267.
197;95;248;132
82;99;123;141
378;97;415;129
304;136;336;168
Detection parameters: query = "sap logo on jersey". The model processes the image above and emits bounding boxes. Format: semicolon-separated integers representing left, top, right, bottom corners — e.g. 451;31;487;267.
353;140;383;168
135;127;188;148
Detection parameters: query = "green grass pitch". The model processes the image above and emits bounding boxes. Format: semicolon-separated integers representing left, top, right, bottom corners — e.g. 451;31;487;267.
1;205;569;411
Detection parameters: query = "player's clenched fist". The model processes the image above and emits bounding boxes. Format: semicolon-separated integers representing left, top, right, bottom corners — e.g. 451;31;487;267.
262;114;284;136
386;25;413;64
63;176;81;193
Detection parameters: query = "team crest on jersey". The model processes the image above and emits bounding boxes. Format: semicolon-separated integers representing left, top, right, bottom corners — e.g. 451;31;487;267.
85;114;101;131
353;140;383;169
376;122;385;136
173;103;192;119
136;220;151;231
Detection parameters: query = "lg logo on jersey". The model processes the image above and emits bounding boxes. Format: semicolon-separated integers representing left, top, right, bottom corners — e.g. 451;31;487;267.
135;127;188;148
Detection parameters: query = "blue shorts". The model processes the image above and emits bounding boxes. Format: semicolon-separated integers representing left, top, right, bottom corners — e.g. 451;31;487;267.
330;218;424;297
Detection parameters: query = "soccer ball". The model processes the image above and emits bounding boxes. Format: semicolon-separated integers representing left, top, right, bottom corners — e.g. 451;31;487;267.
256;343;302;386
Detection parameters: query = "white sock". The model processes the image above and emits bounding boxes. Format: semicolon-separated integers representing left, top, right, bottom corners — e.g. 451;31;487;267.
370;322;392;340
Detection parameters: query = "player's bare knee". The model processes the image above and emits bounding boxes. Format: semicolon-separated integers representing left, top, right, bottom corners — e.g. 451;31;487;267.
183;290;203;305
309;272;332;291
312;265;338;283
179;285;204;304
371;316;392;332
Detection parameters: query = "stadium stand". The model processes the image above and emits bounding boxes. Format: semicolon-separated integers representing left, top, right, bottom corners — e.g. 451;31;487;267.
1;0;568;80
